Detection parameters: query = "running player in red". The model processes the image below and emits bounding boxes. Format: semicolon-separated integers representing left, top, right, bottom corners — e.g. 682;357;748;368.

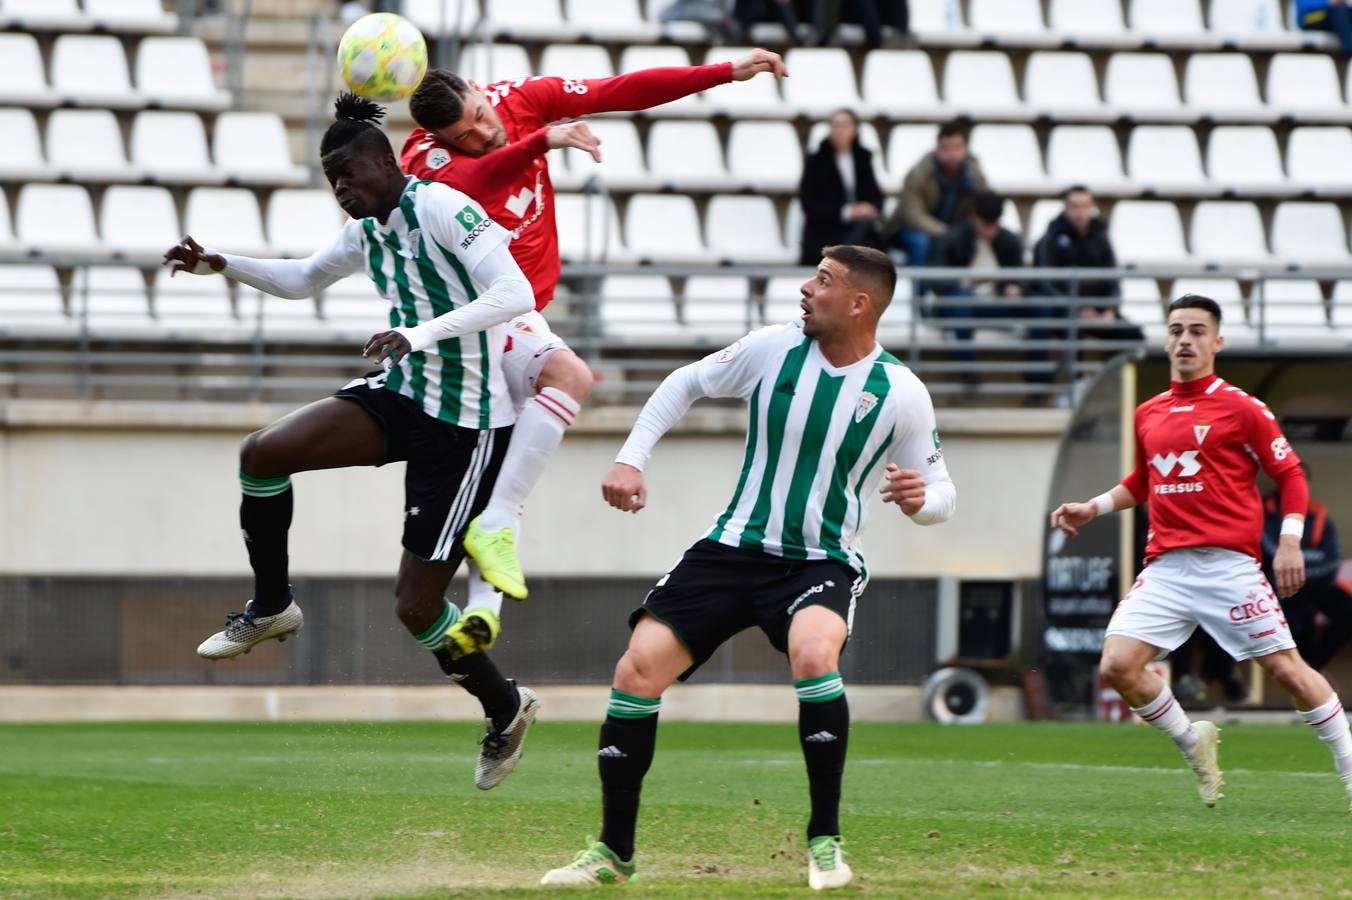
1052;294;1352;813
399;49;789;622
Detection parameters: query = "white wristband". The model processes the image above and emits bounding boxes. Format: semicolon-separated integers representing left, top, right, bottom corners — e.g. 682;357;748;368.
1091;493;1115;517
1280;517;1304;539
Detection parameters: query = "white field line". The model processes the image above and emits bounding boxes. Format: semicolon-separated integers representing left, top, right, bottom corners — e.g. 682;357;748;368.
737;757;1332;779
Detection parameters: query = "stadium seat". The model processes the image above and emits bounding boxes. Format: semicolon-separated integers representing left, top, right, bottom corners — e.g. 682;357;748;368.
1109;200;1191;265
683;276;758;341
402;0;479;36
266;189;345;259
75;266;155;333
555;192;628;263
886;125;939;183
152;267;242;336
0;192;17;254
618;46;700;115
705;195;792;265
598;275;680;338
969;125;1049;194
1287;127;1352;194
1209;0;1294;47
458;43;533;83
538;44;614;81
878;280;927;346
1171;277;1254;342
860;50;947;120
1253;278;1334;341
637;0;707;41
1331;281;1352;334
135;37;230;112
1184;54;1273;121
968;0;1052;42
909;0;976;43
213;112;307;186
1;0;89;31
564;119;645;191
727;121;802;193
1189;201;1271;265
783;49;860;116
1120;277;1166;342
764;275;806;325
1045;126;1132;195
183;188;269;258
16;184;99;257
942;52;1028;120
646;121;730;191
1049;0;1134;45
1104;54;1189;121
0;108;51;181
130;111;222;185
1270;202;1349;265
242;287;324;338
45;109;134;182
99;186;181;263
1126;126;1213;195
0;264;68;333
0;34;58;107
1023;52;1109;120
566;0;657;42
1266;54;1352;122
51;35;140;109
1130;0;1216;45
1025;199;1064;247
624;194;705;263
483;0;577;42
319;275;389;338
702;47;784;116
1205;126;1292;194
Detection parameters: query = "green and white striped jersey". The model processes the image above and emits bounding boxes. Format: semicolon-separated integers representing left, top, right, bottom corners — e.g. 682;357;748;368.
696;324;953;574
317;177;514;430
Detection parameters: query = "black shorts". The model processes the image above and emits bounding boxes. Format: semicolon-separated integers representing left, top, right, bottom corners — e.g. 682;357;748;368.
335;372;510;563
631;539;864;681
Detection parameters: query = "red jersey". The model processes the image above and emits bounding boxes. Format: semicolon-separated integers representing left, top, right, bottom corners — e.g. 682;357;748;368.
401;64;734;311
1120;373;1305;563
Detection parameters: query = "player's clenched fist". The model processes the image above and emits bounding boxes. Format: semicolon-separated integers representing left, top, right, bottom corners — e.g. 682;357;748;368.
880;463;926;516
731;48;788;81
602;463;647;514
1050;501;1097;539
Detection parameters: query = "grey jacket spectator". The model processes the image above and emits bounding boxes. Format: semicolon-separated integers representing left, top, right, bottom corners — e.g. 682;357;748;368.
883;148;987;241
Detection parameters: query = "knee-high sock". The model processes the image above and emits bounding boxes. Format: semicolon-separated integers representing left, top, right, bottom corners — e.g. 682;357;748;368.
417;601;517;730
598;690;660;862
465;561;504;617
796;673;849;839
1300;694;1352;779
477;387;579;531
239;472;293;616
1131;683;1199;754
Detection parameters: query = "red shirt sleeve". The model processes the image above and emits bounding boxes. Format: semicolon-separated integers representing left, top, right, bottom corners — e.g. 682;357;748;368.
1119;407;1149;504
1242;397;1307;516
516;64;734;121
401;126;550;200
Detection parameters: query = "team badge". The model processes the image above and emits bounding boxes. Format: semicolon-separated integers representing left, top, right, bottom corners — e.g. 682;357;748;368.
426;147;451;169
855;391;878;423
1194;422;1211;445
406;228;421;256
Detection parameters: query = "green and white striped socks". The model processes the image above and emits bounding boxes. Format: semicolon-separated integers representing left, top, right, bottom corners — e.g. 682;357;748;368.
414;599;462;652
795;672;845;704
607;689;662;719
239;472;292;498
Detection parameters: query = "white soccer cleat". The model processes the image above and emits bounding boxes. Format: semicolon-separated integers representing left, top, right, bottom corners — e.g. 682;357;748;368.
807;835;852;890
1186;720;1225;807
475;684;540;790
540;839;636;886
196;600;303;660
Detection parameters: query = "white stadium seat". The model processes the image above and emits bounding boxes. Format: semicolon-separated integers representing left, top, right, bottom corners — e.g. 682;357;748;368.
1172;277;1253;341
909;0;974;41
45;110;134;181
0;265;68;333
969;0;1050;40
764;275;806;325
624;194;705;263
1189;201;1271;265
1287;128;1352;193
942;52;1026;119
1120;277;1166;342
1109;200;1191;265
130;111;222;185
539;44;614;81
1104;54;1188;121
153;267;242;335
320;275;389;338
1130;0;1214;44
16;184;99;257
0;34;58;107
1184;54;1272;120
705;195;792;265
1126;126;1211;194
1;0;89;30
1026;199;1064;247
0;192;17;253
968;125;1048;193
1205;127;1290;194
555;192;627;263
1209;0;1291;44
402;0;478;37
1023;52;1107;120
0;108;51;181
1254;278;1334;341
727;121;802;192
646;121;729;191
1045;126;1132;194
183;188;269;257
783;48;860;116
243;287;324;338
1270;202;1349;265
1049;0;1133;44
100;186;181;263
1331;282;1352;333
861;50;946;119
886;125;938;183
1266;54;1350;122
483;0;576;41
566;0;658;42
703;47;784;116
683;276;758;340
213;112;307;186
76;266;154;333
458;43;533;83
266;189;346;259
618;46;700;115
599;275;679;338
135;37;230;111
568;119;645;190
51;35;140;109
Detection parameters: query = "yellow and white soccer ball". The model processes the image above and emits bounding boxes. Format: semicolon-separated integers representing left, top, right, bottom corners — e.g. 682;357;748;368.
337;13;427;102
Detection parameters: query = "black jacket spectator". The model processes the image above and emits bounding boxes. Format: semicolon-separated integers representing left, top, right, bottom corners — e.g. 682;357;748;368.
797;136;884;265
1261;492;1351;671
1033;212;1120;303
929;219;1023;297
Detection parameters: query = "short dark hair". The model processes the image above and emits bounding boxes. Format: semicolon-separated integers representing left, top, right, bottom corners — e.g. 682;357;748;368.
1168;293;1223;325
1063;183;1091;199
829;107;860;127
937;120;968;142
822;244;897;313
320;92;393;159
409;68;472;131
973;191;1004;224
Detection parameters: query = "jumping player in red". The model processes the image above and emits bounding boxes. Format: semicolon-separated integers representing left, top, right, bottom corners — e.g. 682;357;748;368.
1052;294;1352;813
399;49;789;622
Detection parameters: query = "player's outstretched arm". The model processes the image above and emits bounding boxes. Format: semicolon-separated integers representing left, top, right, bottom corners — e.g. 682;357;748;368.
1050;484;1137;539
162;229;360;300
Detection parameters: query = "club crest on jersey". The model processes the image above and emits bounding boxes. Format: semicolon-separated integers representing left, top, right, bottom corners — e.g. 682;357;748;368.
855;391;878;423
426;148;451;170
406;228;422;256
1194;422;1211;445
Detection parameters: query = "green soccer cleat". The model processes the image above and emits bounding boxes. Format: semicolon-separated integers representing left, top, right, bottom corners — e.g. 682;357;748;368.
540;839;636;886
444;607;499;660
462;516;527;600
1186;720;1225;807
807;835;852;890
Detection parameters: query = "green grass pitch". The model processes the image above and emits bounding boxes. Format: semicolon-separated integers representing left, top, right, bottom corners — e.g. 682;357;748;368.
1;720;1349;897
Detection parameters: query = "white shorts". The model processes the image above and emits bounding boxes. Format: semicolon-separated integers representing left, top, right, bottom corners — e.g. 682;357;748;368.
1106;546;1296;662
501;310;570;411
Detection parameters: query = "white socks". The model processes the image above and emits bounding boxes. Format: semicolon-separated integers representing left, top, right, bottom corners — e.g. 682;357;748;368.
477;386;579;532
1132;684;1199;754
465;561;504;617
1300;695;1352;780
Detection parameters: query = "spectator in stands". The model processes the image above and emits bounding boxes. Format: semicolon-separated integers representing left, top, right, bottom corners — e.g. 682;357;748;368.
814;0;911;48
1296;0;1352;55
797;109;883;264
729;0;804;44
882;121;987;268
1263;465;1352;676
1034;185;1143;343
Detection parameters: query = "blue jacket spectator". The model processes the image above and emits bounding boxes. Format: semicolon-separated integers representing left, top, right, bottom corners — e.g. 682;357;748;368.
1295;0;1352;55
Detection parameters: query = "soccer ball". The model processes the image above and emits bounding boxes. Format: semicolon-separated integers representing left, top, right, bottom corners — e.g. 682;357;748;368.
337;13;427;102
